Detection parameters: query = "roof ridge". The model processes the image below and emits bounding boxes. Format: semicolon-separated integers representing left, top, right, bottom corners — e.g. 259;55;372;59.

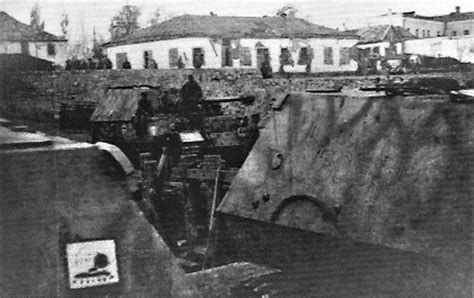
405;10;474;22
381;24;392;40
0;10;66;42
105;13;357;47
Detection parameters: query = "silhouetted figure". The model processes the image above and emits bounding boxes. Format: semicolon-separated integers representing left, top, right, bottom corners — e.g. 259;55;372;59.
88;58;96;70
177;56;185;69
238;113;261;155
158;90;173;113
104;58;112;69
134;91;154;137
78;59;88;70
179;75;203;115
97;59;104;69
138;92;153;116
260;52;273;79
149;59;157;69
123;60;131;69
247;114;260;150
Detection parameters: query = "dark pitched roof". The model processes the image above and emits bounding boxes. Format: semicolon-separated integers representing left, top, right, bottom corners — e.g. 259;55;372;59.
90;88;140;122
433;11;474;22
0;11;66;42
402;12;438;21
91;88;163;122
347;25;416;44
0;53;54;71
403;10;474;22
105;14;356;47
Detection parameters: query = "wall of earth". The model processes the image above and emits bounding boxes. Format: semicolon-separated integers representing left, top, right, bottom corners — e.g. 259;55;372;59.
0;68;472;131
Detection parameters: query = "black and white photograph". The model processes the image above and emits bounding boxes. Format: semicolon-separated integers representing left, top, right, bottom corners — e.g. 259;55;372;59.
0;0;473;296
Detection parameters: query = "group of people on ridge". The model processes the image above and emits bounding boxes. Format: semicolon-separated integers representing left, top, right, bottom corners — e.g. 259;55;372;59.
134;74;203;136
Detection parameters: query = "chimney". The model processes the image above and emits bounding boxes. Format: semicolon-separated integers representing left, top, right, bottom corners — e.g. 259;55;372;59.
455;6;460;14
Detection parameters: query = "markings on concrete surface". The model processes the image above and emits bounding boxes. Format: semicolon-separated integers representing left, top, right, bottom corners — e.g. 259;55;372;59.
66;240;119;289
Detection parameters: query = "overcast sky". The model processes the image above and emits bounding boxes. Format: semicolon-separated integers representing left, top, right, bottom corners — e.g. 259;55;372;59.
2;0;473;43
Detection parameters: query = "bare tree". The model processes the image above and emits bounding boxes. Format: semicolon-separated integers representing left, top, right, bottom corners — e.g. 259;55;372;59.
30;3;45;31
68;41;91;60
67;10;91;60
92;28;105;59
109;5;141;40
148;8;161;26
60;13;69;38
163;12;177;22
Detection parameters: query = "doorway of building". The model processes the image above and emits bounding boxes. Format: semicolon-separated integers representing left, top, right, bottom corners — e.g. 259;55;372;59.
221;39;232;67
257;46;272;78
116;53;128;69
143;50;155;69
256;47;269;68
192;48;204;69
21;41;29;55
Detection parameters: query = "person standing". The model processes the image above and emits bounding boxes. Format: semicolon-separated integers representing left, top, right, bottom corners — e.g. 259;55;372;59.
179;75;203;114
122;59;131;69
238;114;261;155
179;75;203;128
135;91;154;137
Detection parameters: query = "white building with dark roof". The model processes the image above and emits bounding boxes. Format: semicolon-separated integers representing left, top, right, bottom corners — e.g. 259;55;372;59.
402;7;473;38
0;11;68;67
346;6;473;39
104;14;360;73
402;8;474;63
348;25;416;57
345;6;474;63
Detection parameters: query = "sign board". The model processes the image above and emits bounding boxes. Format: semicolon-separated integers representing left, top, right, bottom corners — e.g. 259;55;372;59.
66;240;119;289
179;131;204;143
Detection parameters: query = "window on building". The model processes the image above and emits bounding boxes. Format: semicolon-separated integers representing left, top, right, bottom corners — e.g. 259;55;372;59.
192;48;205;69
47;43;56;56
222;46;232;67
297;47;313;72
298;47;312;65
298;47;307;65
323;47;333;65
256;45;272;77
116;53;128;69
372;47;379;55
415;29;419;37
279;47;294;71
451;31;457;36
437;31;441;37
427;30;430;37
21;41;29;55
339;47;350;65
239;47;252;66
221;39;232;67
464;30;470;35
422;30;425;38
280;48;293;65
169;48;179;68
143;50;155;69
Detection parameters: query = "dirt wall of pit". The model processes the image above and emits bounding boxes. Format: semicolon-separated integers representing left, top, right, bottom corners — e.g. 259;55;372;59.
1;69;472;128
